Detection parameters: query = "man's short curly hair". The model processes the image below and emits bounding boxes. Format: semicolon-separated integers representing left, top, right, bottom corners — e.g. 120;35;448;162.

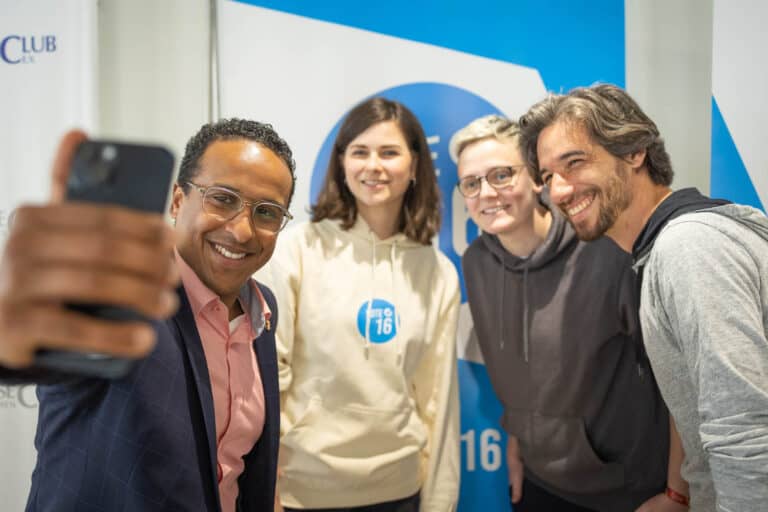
177;118;297;206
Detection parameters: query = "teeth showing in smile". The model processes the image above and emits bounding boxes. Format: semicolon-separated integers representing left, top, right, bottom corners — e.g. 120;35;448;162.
213;243;246;260
481;205;507;214
361;179;388;186
567;196;593;217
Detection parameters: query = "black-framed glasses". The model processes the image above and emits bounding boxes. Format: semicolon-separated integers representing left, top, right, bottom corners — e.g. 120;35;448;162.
184;181;293;233
456;166;523;198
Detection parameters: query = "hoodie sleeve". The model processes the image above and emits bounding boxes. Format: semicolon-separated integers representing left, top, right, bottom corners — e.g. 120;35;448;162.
253;228;303;424
643;217;768;512
411;256;461;512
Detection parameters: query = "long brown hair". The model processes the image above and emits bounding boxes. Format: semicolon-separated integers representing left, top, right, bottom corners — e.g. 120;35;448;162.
311;97;441;245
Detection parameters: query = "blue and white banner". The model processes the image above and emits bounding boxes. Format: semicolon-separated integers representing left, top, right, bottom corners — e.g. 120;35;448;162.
0;0;97;507
711;0;766;211
218;2;623;509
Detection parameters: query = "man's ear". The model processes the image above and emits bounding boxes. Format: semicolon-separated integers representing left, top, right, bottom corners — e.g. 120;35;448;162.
170;183;183;218
625;149;646;170
529;169;544;194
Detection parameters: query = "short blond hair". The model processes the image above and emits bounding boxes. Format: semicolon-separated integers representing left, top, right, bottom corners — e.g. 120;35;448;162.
449;114;536;181
449;114;521;162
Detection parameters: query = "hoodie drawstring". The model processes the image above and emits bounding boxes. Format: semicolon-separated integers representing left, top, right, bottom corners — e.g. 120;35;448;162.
390;241;402;366
364;232;403;366
498;261;530;363
364;235;376;359
522;267;529;363
498;264;506;350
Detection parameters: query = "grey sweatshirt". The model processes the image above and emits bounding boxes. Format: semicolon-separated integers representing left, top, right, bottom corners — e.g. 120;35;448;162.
638;196;768;512
462;197;668;512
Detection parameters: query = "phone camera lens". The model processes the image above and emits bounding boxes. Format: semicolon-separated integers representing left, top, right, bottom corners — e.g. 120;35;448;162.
101;145;117;163
70;142;118;190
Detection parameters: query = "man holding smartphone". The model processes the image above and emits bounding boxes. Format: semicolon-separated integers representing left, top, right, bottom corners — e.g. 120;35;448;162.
0;119;296;512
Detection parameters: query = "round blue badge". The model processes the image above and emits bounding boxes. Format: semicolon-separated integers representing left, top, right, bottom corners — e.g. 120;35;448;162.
356;299;398;343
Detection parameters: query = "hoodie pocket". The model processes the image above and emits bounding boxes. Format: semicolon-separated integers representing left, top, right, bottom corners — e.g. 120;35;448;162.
280;397;425;489
503;411;625;494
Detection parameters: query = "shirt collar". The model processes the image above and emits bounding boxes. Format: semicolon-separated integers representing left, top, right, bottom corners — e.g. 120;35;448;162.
174;248;272;333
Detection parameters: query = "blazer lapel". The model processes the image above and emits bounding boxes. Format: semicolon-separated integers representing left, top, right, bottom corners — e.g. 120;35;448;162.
250;284;280;500
253;331;278;422
172;286;221;507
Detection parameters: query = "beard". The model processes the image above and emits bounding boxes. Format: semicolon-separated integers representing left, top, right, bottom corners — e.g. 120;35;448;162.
567;162;633;241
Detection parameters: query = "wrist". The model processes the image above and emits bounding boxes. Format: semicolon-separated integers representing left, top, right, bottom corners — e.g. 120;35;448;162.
665;486;690;508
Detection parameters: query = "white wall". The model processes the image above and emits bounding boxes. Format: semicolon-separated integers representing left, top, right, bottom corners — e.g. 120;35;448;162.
98;0;211;171
626;0;713;193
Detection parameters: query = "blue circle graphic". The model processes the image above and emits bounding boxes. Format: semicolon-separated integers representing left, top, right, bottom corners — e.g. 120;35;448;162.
356;298;398;343
310;82;504;302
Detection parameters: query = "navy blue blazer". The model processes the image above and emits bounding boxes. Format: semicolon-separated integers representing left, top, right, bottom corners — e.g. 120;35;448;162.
12;283;279;511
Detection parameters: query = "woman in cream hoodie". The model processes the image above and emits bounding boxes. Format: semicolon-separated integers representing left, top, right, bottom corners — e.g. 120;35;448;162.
259;97;460;512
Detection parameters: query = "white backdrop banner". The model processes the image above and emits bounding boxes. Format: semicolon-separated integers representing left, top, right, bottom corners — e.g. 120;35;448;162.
218;1;624;510
711;0;767;210
0;0;97;508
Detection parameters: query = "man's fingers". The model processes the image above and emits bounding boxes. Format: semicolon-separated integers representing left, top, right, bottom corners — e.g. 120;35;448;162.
510;470;523;503
0;305;157;368
508;460;524;503
8;204;179;288
34;309;157;358
50;130;88;203
11;229;177;286
13;265;179;320
506;436;524;505
13;203;175;246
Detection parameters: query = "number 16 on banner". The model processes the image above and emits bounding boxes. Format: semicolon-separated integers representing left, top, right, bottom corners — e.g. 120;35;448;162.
461;428;504;472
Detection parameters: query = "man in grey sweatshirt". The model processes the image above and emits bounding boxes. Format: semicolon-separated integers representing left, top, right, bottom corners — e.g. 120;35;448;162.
518;83;768;512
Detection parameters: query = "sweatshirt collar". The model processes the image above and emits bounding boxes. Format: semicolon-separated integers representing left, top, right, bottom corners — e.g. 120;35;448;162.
631;188;730;263
343;215;416;246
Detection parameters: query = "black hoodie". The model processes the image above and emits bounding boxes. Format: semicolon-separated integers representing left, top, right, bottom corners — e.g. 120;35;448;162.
462;195;669;512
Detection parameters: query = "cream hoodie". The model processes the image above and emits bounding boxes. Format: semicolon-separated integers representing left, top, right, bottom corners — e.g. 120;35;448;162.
256;217;460;511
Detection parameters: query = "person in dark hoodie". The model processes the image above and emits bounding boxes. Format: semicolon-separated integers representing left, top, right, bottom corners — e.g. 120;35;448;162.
520;83;768;512
450;115;678;512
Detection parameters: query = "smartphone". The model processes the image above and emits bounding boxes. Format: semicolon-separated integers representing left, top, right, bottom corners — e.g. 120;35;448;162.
34;139;175;379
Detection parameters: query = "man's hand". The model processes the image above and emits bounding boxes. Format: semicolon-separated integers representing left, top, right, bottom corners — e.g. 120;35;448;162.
0;130;179;368
507;435;524;504
636;418;690;511
634;492;689;512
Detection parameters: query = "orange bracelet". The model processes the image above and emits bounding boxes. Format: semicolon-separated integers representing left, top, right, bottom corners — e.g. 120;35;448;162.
665;487;690;507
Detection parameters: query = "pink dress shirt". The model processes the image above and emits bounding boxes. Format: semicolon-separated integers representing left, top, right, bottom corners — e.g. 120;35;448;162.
176;251;269;512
